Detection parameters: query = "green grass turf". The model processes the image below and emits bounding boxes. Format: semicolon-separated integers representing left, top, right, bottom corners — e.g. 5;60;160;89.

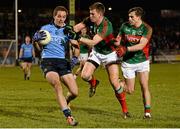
0;63;180;128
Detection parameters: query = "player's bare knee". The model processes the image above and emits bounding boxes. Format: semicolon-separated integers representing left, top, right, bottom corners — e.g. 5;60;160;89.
81;73;90;82
50;80;61;89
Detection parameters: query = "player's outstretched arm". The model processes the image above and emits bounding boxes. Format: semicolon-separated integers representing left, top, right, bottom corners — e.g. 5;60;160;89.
63;26;81;41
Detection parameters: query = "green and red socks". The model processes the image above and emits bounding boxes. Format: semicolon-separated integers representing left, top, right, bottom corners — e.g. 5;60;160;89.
115;86;128;113
145;105;151;113
88;76;98;87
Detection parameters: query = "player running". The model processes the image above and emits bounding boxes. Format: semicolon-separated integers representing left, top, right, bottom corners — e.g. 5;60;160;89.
64;2;130;118
33;6;79;126
115;7;153;119
19;35;35;80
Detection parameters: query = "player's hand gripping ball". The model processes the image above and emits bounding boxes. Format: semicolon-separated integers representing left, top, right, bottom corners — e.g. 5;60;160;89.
39;30;51;45
33;30;51;45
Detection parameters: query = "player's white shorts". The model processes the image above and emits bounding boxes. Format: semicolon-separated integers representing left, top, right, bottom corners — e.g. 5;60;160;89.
88;49;119;66
121;60;150;79
79;53;88;62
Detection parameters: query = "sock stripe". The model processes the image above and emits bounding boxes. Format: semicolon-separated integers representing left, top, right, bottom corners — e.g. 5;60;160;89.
62;108;71;117
116;87;123;94
145;105;151;109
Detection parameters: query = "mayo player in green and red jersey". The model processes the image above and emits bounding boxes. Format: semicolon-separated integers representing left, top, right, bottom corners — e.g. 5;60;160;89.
65;2;130;119
115;7;153;119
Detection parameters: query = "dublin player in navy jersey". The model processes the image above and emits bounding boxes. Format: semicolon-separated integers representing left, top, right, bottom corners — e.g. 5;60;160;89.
19;35;35;80
33;6;78;126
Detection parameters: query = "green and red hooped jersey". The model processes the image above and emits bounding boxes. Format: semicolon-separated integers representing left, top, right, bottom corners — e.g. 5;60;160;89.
93;17;115;55
119;22;152;64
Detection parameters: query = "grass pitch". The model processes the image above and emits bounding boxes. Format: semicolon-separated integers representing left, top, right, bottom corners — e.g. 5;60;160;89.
0;63;180;128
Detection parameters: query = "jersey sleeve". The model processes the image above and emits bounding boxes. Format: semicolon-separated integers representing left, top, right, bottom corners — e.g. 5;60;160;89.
21;43;25;49
142;22;153;40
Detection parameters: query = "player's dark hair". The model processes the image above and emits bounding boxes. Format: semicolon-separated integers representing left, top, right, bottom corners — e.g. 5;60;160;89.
128;7;145;18
89;2;105;15
53;6;68;17
25;35;31;38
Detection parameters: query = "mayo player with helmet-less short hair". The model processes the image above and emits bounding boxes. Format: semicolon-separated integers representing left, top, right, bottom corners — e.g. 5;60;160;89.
33;6;78;126
64;2;130;119
115;7;153;119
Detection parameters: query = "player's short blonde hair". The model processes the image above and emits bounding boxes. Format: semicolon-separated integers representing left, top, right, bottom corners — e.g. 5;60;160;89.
89;2;105;15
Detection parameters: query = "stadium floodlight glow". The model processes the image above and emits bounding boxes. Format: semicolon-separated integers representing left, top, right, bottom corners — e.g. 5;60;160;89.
108;7;112;11
18;9;21;13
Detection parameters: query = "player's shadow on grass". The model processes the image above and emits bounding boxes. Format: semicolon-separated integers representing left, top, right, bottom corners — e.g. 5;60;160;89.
0;97;60;122
0;105;60;122
73;106;119;117
0;108;59;122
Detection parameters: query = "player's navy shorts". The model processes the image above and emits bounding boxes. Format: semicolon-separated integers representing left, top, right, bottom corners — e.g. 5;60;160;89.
21;57;33;63
40;58;72;77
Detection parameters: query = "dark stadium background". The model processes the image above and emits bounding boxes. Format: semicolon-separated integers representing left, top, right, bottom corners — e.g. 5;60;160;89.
1;0;179;10
0;0;179;62
1;0;179;34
